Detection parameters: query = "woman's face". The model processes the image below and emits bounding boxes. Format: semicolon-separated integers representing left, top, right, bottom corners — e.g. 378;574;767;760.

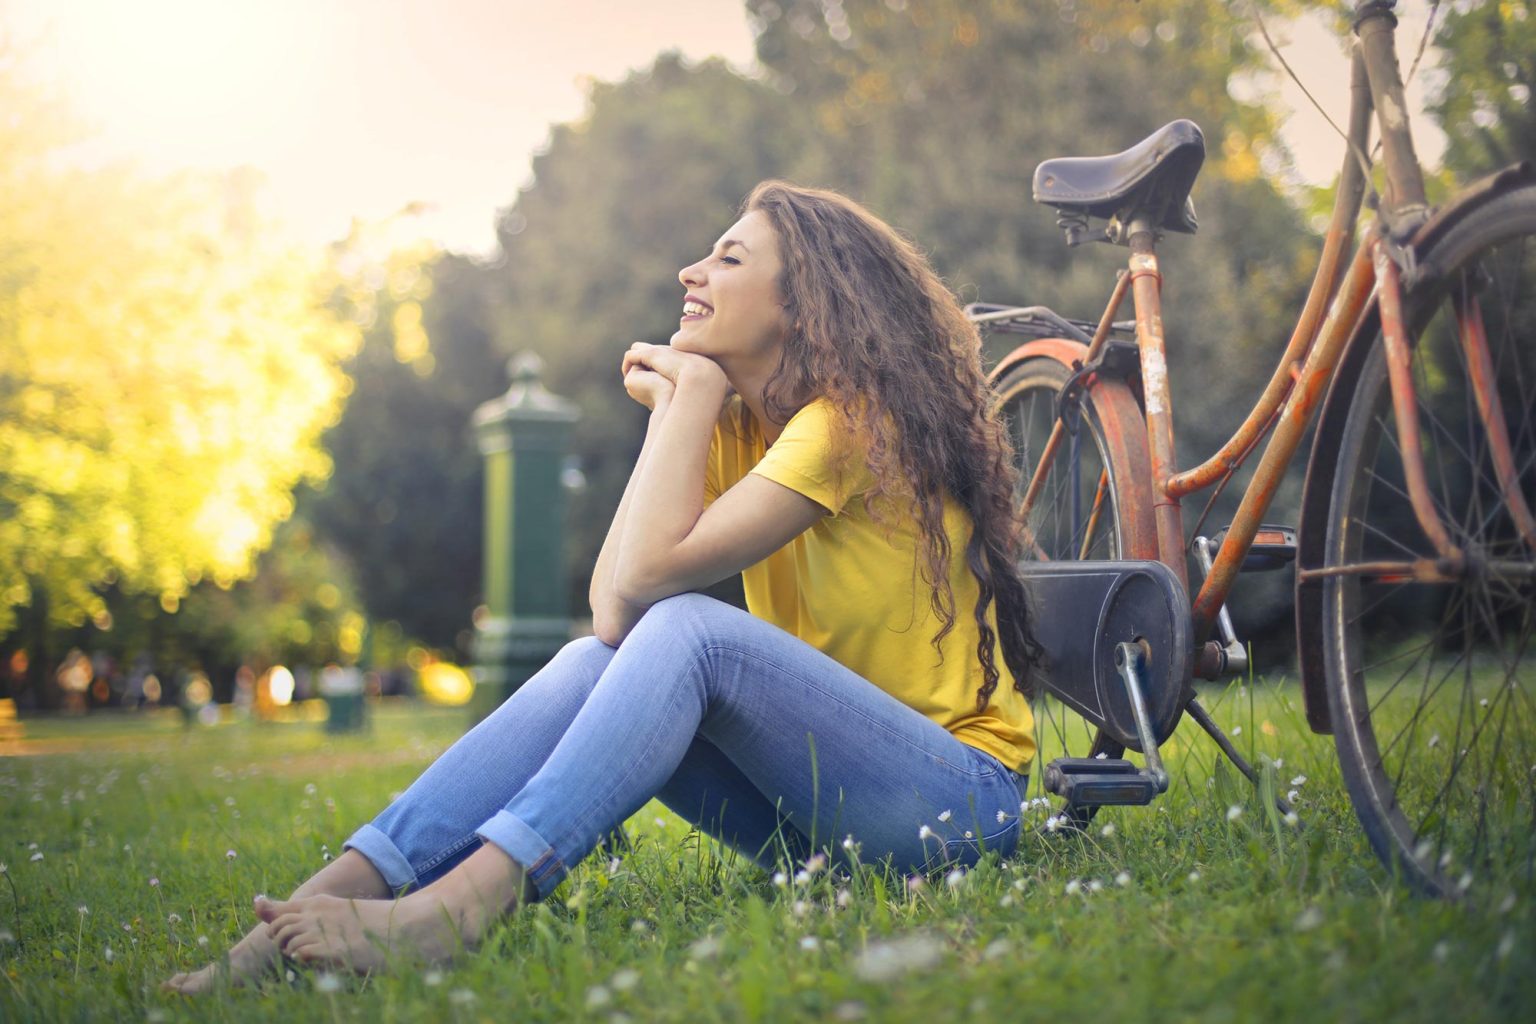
671;209;790;367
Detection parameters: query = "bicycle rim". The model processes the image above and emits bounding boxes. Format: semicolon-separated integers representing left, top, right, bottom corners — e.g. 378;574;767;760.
992;356;1144;818
1322;186;1536;898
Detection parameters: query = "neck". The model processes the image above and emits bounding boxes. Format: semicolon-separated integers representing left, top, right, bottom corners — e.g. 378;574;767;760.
720;354;787;445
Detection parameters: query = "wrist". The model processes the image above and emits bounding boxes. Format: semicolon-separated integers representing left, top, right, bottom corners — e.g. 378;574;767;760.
675;362;730;401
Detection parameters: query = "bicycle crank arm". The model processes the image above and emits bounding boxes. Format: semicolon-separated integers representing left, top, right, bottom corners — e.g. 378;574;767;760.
1043;642;1170;808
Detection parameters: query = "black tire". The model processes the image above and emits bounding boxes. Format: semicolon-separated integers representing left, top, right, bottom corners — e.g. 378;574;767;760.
1321;185;1536;898
991;355;1154;819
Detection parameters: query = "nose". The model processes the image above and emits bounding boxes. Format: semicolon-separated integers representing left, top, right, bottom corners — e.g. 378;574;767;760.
678;258;705;289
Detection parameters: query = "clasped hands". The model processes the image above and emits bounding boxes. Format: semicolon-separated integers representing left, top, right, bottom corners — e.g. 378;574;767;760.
621;342;730;411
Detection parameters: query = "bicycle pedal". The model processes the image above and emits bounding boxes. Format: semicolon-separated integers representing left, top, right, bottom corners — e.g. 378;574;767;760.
1043;757;1159;807
1212;523;1297;572
1046;756;1139;777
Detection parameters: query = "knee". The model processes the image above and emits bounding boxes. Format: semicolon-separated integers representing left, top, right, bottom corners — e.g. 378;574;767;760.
562;635;614;658
633;593;739;643
519;636;616;692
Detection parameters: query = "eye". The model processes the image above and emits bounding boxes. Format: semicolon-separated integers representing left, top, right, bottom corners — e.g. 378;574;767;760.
719;254;742;266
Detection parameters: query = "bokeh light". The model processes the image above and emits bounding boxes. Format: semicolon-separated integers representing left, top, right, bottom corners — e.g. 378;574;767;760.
418;662;474;706
268;665;295;706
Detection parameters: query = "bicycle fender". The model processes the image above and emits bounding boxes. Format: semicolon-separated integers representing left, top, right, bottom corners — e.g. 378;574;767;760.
1407;162;1536;283
991;336;1159;561
987;337;1090;384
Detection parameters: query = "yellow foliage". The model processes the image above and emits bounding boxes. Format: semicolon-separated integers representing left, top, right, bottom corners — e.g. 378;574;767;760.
391;301;431;365
1221;130;1262;183
0;47;365;632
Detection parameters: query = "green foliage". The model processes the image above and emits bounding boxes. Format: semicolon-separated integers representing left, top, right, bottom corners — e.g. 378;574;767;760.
156;517;367;674
301;251;508;653
1429;0;1536;176
1;684;1531;1020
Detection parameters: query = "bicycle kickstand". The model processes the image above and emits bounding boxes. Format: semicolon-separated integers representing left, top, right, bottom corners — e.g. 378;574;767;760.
1184;697;1295;820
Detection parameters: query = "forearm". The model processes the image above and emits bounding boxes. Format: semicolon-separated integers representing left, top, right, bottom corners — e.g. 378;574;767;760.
613;372;727;602
589;398;671;645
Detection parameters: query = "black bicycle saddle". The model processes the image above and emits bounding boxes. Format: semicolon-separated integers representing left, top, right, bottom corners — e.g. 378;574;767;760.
1032;119;1205;236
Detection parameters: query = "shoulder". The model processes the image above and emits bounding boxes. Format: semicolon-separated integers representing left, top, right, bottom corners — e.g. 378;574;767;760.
754;397;870;513
775;397;839;444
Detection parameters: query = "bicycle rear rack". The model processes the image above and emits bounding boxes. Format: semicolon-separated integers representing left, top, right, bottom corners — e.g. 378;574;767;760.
965;302;1135;343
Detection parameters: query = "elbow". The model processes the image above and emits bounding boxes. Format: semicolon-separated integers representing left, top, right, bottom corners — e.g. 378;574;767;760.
591;616;625;648
611;573;655;608
589;598;636;648
611;555;667;607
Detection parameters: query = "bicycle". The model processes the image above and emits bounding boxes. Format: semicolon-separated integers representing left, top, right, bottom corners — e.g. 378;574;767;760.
971;0;1535;898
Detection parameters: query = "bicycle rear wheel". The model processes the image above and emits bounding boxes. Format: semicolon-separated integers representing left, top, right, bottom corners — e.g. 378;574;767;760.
1320;185;1536;897
990;352;1155;816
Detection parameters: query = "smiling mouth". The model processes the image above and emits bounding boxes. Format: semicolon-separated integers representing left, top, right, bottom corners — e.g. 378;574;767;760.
681;300;713;321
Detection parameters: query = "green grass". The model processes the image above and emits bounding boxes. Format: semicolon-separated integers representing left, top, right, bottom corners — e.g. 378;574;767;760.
1;683;1532;1022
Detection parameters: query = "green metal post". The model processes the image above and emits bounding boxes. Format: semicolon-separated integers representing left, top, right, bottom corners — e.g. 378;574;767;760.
470;353;580;720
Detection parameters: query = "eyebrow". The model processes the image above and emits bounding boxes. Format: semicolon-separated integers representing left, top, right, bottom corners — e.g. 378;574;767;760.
716;238;751;254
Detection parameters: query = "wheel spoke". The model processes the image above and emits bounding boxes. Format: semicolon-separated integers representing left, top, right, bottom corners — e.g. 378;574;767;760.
1319;192;1536;896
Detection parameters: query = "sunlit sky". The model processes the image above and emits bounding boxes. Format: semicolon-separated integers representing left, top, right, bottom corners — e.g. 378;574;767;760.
5;0;1444;257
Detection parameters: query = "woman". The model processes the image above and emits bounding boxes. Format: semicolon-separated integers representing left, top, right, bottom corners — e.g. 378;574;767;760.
165;181;1040;990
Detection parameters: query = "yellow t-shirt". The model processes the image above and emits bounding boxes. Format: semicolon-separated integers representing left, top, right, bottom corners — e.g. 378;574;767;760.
704;397;1037;772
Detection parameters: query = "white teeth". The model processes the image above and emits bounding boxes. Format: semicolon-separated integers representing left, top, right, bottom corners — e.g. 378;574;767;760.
683;301;712;317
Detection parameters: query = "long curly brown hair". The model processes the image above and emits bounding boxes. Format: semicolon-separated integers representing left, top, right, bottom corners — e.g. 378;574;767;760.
745;180;1042;708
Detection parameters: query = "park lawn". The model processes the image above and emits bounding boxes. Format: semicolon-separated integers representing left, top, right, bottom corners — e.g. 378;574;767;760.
1;683;1531;1023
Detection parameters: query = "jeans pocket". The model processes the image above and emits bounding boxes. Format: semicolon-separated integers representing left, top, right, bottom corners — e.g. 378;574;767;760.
936;815;1021;869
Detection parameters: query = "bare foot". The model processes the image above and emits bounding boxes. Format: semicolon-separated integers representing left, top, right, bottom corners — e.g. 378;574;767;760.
163;851;393;994
257;844;526;974
257;892;457;973
161;920;278;995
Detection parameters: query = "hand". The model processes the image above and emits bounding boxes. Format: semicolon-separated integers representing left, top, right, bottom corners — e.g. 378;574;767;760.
622;343;729;395
624;366;674;411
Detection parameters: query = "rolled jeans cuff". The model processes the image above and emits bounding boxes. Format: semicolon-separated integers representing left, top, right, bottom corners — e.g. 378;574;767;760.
343;823;421;892
476;809;566;902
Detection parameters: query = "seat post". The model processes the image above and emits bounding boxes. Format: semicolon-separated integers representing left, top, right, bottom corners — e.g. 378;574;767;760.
1126;221;1188;591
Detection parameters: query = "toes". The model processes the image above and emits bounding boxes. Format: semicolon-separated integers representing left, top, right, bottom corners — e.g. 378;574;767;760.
289;941;326;966
254;894;296;923
272;919;312;954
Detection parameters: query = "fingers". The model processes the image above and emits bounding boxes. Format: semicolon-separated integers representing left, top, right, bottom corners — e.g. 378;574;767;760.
621;342;658;377
623;368;672;411
623;367;661;393
625;341;690;381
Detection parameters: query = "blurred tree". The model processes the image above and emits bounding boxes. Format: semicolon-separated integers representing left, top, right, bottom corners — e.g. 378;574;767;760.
70;515;368;704
749;0;1310;407
0;46;363;702
300;247;508;653
493;54;801;612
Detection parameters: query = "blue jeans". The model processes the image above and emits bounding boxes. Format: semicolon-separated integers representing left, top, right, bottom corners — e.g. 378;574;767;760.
345;594;1028;900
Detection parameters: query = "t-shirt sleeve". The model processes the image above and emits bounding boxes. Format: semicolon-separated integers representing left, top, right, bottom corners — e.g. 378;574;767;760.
749;400;867;514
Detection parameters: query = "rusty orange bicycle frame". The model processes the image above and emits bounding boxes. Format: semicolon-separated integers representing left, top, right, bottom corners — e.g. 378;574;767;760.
1015;4;1531;681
